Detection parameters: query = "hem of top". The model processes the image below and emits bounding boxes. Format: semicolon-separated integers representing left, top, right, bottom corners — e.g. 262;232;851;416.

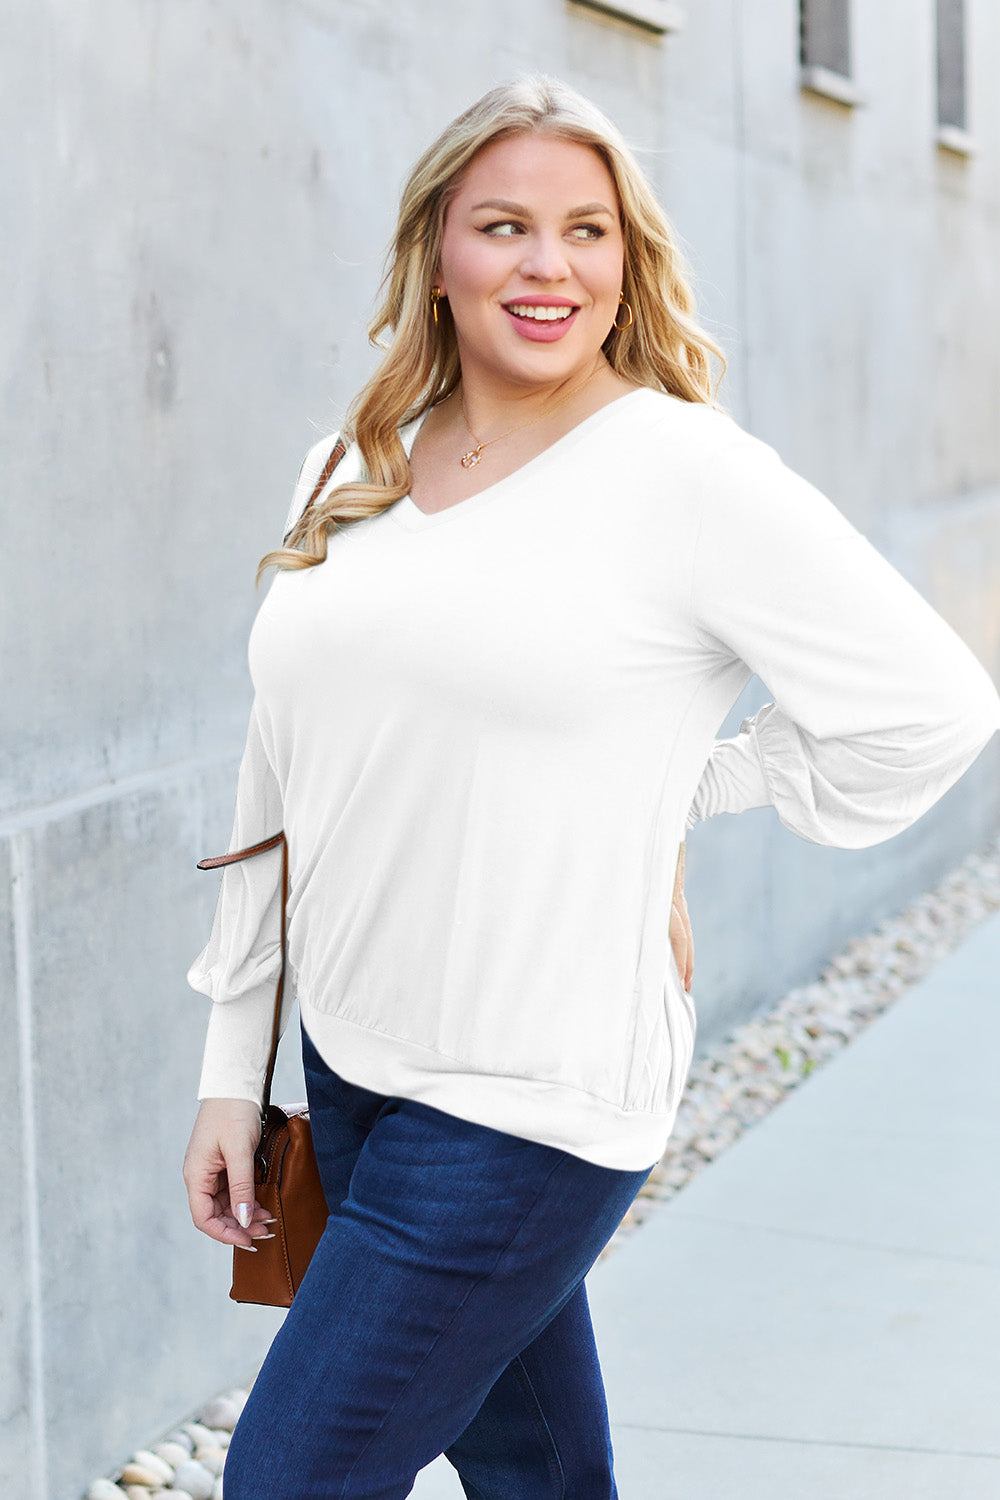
298;1000;673;1172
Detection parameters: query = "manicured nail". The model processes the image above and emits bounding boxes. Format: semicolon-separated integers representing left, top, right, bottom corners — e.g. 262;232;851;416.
262;1217;278;1225
236;1203;253;1229
255;1232;276;1240
234;1242;257;1252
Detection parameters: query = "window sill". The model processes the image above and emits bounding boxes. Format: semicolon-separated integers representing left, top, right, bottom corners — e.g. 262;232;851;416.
799;65;865;108
936;124;977;157
569;0;685;35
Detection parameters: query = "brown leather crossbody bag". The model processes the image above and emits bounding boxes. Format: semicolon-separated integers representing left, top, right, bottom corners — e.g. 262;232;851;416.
196;433;347;1306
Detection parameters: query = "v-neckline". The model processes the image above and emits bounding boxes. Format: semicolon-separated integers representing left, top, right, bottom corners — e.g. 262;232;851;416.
389;387;651;534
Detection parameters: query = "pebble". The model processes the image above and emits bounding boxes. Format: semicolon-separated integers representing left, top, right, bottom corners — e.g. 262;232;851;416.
212;1480;225;1500
172;1459;216;1500
182;1423;218;1450
200;1395;241;1432
132;1451;174;1483
194;1445;227;1477
87;1483;125;1500
153;1440;190;1468
120;1463;164;1487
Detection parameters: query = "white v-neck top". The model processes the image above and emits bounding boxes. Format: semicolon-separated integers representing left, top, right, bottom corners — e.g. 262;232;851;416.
188;388;1000;1169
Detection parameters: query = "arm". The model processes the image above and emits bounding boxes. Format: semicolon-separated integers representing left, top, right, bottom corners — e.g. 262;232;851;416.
184;432;340;1248
685;431;1000;847
183;699;287;1249
189;427;345;1098
187;697;289;1104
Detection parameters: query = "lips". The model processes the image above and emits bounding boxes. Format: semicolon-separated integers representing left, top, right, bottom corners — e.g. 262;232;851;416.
502;299;581;342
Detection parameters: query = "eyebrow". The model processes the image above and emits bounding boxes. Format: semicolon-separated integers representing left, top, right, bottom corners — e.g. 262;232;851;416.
469;199;616;218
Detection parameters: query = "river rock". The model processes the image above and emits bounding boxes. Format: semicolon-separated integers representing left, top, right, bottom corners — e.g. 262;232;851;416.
199;1395;241;1431
172;1459;215;1500
131;1451;173;1483
86;1483;125;1500
194;1445;226;1476
153;1441;190;1468
120;1463;163;1486
183;1422;218;1449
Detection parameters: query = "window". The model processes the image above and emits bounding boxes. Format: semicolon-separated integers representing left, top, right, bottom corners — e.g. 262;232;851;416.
799;0;862;107
800;0;851;77
936;0;970;143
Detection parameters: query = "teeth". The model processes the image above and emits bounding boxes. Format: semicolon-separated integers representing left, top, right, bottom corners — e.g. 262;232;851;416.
507;304;574;321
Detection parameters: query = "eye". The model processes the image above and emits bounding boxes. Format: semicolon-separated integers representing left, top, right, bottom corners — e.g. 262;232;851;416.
480;220;524;237
569;223;607;241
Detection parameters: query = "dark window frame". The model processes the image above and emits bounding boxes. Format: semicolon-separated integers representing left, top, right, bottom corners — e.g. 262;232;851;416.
799;0;852;79
936;0;967;132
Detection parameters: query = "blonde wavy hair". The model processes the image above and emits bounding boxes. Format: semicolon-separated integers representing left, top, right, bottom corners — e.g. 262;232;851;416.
259;73;726;581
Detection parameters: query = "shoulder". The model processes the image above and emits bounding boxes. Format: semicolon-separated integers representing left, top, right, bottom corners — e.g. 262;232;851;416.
603;387;779;486
622;390;860;544
626;389;840;496
282;430;344;539
619;387;768;461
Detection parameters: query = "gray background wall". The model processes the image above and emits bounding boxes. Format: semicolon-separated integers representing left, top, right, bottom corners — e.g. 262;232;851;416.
3;2;998;1496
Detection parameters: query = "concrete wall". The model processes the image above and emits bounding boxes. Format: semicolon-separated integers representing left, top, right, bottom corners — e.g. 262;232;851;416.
3;2;998;1494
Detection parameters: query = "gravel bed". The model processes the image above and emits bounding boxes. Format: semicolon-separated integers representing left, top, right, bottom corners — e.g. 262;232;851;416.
84;1395;244;1499
600;829;1000;1259
85;830;1000;1497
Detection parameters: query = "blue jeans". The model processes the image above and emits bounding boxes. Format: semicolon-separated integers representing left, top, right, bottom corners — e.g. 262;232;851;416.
222;1020;653;1499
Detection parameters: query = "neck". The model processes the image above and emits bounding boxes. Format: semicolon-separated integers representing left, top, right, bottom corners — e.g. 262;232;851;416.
456;356;609;440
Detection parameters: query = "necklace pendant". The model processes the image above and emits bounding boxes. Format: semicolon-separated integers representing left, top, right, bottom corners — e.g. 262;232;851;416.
460;448;483;469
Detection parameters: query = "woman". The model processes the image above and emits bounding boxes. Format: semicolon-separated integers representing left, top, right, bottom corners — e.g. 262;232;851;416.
183;76;1000;1499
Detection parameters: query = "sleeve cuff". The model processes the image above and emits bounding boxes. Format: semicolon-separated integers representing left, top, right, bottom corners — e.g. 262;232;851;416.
686;713;774;829
196;985;279;1106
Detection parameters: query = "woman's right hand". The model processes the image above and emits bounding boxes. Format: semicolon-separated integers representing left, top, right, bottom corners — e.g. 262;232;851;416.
183;1098;272;1251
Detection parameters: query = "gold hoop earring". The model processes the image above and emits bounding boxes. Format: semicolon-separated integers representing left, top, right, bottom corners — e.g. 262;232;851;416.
430;287;443;326
614;293;633;331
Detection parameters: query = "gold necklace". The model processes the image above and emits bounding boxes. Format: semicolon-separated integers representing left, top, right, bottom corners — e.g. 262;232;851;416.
458;370;599;470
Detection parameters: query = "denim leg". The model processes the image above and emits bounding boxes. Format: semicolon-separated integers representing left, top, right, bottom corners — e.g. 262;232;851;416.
443;1279;619;1500
222;1022;649;1500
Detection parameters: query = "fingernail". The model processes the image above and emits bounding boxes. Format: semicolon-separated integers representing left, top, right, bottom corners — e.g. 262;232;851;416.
235;1242;257;1252
256;1232;276;1240
236;1203;253;1229
262;1217;278;1225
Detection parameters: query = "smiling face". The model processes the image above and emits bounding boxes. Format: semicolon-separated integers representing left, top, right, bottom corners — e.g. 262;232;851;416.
434;132;626;396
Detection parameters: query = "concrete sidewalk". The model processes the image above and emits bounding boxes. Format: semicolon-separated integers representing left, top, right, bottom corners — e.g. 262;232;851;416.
412;908;1000;1499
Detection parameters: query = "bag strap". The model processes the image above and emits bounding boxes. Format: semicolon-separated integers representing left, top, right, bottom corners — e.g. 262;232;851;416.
196;435;350;1114
282;433;348;544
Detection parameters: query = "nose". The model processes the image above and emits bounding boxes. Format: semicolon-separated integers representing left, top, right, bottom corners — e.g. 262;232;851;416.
518;229;572;284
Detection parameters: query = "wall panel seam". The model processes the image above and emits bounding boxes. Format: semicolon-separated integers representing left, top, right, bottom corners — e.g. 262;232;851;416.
11;832;48;1500
0;752;243;837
